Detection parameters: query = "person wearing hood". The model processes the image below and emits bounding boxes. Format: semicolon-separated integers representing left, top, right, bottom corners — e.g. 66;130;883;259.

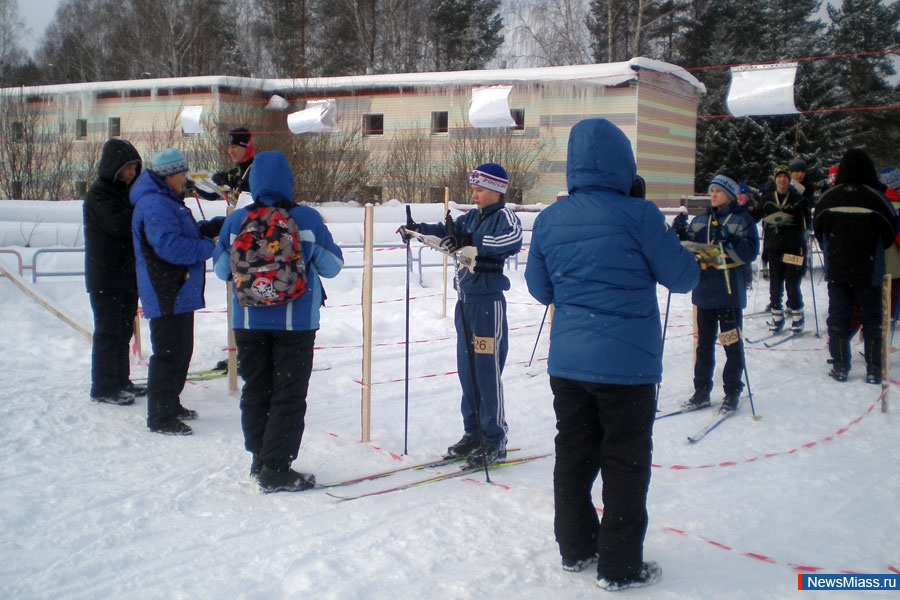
813;148;897;383
83;138;143;406
401;162;523;470
760;164;811;333
131;148;225;435
524;118;699;591
213;151;343;493
681;174;759;413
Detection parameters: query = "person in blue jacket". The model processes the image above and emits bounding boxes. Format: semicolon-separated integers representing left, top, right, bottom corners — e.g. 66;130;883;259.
681;174;759;413
131;148;224;435
402;163;523;469
214;151;343;493
524;118;699;591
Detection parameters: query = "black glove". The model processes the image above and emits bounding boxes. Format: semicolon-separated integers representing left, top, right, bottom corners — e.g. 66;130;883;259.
709;223;730;244
398;221;418;243
398;206;418;242
672;214;688;239
199;216;225;239
184;178;198;196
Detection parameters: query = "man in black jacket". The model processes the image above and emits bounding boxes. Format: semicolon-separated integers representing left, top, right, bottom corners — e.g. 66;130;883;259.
814;148;897;383
212;127;254;196
83;139;143;405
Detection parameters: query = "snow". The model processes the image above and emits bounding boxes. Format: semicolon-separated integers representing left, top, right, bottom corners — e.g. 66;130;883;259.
5;58;705;99
1;200;897;600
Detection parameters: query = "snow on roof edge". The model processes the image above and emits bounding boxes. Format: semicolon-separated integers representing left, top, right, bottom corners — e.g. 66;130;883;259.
3;58;705;98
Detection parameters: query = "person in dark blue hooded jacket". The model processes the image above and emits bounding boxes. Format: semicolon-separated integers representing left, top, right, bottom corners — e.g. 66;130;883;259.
131;148;224;436
525;118;698;591
681;174;759;413
213;151;343;493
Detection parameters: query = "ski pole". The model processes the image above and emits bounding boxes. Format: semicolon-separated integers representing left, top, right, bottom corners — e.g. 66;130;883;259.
656;290;672;403
403;207;413;455
807;237;820;338
527;304;549;368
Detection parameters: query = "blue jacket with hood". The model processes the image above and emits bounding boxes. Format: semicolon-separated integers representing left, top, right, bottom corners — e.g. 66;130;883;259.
213;151;343;331
524;118;699;385
131;169;215;319
416;201;522;302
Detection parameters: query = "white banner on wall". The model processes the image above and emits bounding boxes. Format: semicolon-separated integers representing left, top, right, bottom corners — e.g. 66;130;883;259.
726;62;799;117
287;99;340;134
468;86;516;128
180;106;204;134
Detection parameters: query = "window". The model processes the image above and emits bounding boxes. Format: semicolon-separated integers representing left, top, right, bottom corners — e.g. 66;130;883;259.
510;108;525;131
431;111;448;134
429;187;447;203
12;121;24;142
108;117;121;138
75;181;88;197
363;113;384;136
76;119;87;140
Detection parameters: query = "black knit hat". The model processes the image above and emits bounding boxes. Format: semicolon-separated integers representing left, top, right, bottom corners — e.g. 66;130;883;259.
227;127;252;148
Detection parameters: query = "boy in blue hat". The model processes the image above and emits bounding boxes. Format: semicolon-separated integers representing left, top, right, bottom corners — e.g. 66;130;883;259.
681;174;759;413
402;163;522;467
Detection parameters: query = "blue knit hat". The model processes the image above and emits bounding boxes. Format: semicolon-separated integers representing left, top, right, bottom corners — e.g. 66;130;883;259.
708;173;739;202
151;148;189;177
469;163;509;194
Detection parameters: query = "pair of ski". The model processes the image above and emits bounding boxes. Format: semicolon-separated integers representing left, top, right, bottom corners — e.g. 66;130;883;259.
655;402;737;443
321;450;550;501
745;329;805;347
133;367;227;384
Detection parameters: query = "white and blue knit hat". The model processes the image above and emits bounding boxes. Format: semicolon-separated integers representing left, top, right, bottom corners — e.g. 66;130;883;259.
151;148;189;178
880;167;900;193
469;163;509;195
708;173;739;203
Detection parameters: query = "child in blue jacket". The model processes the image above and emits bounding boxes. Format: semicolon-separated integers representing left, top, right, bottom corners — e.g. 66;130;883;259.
403;163;522;468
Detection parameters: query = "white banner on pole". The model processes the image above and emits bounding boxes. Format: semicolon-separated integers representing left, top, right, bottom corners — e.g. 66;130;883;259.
468;86;516;128
726;62;799;117
287;99;340;134
180;106;204;134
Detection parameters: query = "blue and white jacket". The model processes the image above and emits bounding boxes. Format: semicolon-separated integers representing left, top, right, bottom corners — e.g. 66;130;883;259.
525;118;699;385
131;169;215;319
213;152;343;331
684;202;759;310
417;202;522;302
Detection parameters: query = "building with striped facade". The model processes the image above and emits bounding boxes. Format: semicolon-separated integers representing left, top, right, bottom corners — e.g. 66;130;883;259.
0;58;704;206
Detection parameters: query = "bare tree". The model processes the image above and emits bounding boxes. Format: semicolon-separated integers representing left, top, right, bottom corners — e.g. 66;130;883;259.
445;109;544;204
0;93;81;200
378;126;436;203
0;0;27;86
502;0;593;67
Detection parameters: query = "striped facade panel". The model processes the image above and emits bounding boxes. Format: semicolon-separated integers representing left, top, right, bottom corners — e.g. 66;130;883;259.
634;73;700;207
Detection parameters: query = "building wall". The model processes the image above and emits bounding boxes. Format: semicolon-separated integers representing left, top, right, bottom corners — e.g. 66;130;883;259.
1;67;700;204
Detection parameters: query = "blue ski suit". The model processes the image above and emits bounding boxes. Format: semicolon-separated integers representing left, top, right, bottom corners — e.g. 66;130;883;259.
417;202;523;449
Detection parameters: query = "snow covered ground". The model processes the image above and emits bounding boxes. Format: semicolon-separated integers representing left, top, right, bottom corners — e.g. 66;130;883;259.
0;200;897;599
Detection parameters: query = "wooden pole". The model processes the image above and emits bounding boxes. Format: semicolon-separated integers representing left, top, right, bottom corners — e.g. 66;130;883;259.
361;204;374;442
132;314;142;359
225;196;238;392
0;261;92;341
442;187;449;319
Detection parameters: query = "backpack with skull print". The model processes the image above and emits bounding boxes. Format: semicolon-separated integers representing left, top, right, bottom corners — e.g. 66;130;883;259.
229;201;306;307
